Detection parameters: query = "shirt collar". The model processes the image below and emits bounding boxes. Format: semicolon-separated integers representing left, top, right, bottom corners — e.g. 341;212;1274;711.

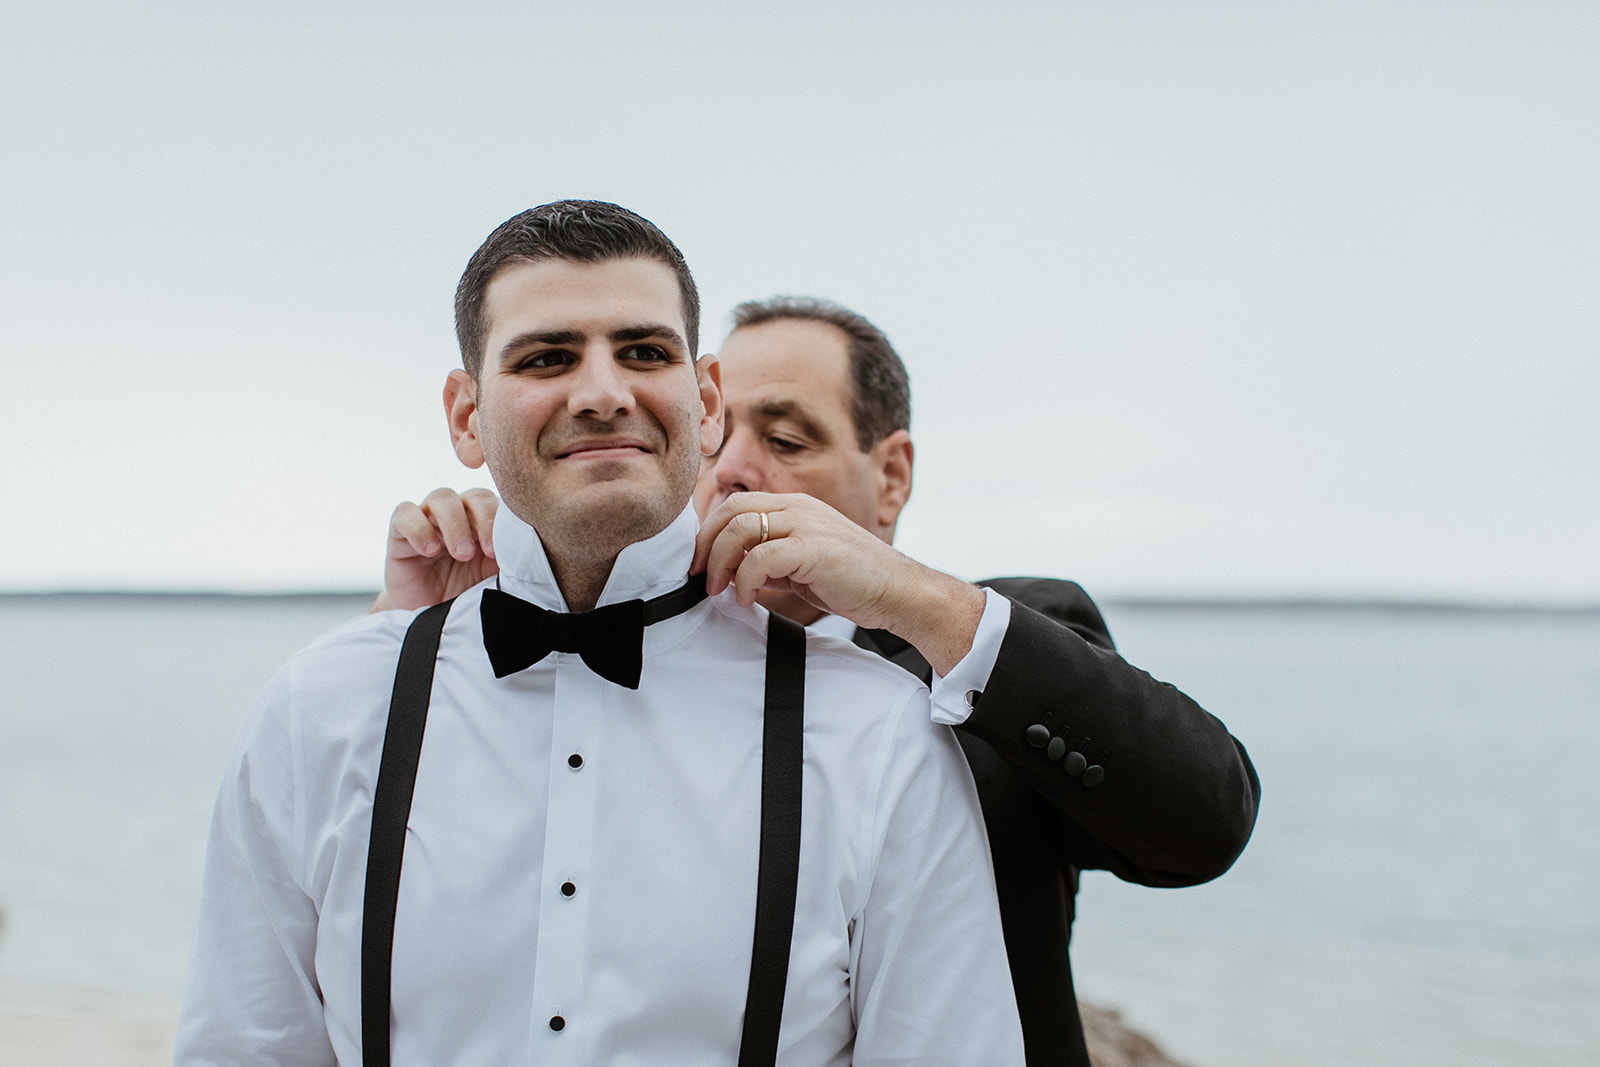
806;612;856;640
492;502;699;612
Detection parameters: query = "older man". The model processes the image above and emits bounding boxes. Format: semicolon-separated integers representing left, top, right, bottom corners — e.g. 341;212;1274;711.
383;297;1260;1067
177;204;1024;1066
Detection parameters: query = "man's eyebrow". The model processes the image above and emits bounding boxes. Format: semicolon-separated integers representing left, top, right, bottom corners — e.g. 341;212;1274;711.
611;323;688;349
494;323;688;364
495;329;583;362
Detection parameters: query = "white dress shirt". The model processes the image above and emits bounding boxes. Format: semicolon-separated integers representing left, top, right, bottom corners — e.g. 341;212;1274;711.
805;587;1013;726
176;504;1024;1067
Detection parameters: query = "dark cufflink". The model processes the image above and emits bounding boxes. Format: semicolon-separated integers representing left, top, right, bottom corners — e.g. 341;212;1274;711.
1062;751;1087;776
1025;723;1051;748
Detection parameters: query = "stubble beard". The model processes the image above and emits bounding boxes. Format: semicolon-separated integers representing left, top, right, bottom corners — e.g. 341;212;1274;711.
484;413;703;600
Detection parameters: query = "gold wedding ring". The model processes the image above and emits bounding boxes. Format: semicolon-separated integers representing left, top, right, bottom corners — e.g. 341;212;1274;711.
758;512;770;544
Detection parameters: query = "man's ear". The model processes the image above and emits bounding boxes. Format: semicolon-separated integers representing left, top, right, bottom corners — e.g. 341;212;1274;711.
444;369;486;469
870;429;913;531
696;355;725;457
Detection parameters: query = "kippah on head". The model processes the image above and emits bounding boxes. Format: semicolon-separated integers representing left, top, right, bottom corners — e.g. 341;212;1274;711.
455;200;700;376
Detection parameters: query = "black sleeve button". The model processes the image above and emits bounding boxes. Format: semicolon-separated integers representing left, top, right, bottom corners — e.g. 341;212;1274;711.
1062;751;1087;776
1025;724;1051;748
1082;764;1106;788
1046;737;1066;762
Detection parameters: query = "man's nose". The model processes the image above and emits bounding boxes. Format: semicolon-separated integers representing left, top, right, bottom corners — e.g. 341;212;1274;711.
567;349;633;419
712;429;763;494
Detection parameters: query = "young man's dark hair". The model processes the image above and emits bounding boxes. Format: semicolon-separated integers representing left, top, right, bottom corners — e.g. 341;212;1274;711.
730;295;910;451
455;200;700;377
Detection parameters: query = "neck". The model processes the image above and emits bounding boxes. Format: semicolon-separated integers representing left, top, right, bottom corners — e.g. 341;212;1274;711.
546;553;617;613
494;501;698;614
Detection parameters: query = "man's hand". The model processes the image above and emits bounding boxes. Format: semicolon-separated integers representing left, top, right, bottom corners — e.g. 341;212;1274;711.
372;488;501;612
692;491;986;676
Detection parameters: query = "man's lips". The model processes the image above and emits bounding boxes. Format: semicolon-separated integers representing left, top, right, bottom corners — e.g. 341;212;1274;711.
555;438;653;459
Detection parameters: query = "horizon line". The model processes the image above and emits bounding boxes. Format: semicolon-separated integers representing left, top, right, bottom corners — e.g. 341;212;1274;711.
3;588;1598;615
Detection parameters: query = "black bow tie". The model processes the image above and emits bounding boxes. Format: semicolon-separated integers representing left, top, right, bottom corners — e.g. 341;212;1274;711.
479;577;709;689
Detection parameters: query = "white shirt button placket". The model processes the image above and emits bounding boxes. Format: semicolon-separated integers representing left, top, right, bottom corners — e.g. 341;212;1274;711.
527;655;603;1063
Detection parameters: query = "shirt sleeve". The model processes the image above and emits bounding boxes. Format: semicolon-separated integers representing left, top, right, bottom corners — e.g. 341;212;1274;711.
848;689;1026;1066
173;664;337;1067
928;586;1012;726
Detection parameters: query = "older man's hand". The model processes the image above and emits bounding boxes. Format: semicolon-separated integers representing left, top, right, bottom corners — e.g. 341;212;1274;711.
372;487;500;612
692;491;985;676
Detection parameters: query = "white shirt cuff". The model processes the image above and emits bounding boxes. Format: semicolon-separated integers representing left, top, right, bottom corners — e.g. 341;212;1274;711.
928;587;1012;726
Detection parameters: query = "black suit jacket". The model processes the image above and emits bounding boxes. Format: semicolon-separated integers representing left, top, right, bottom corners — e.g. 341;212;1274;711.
854;578;1260;1067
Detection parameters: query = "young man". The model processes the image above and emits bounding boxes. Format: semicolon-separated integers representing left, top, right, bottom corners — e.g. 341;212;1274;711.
176;203;1025;1065
384;297;1261;1067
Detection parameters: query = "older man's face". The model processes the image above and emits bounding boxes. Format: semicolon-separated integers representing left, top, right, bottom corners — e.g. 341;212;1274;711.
693;317;893;541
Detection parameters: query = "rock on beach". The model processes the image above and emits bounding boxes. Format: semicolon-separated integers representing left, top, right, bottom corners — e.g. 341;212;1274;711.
1083;1000;1194;1067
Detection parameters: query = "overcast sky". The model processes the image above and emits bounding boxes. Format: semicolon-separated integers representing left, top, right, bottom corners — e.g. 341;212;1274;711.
4;1;1596;602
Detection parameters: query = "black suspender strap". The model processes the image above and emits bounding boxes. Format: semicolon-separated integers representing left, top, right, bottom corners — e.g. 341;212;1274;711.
361;602;806;1067
361;598;454;1067
737;612;807;1067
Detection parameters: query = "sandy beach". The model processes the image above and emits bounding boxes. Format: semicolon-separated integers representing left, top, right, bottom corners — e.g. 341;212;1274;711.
0;991;176;1067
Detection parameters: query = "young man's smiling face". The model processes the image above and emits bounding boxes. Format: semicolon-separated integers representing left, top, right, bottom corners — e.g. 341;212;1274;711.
447;256;723;561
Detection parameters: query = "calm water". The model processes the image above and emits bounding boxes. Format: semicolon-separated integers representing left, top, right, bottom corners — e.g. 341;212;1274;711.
1;595;1596;1065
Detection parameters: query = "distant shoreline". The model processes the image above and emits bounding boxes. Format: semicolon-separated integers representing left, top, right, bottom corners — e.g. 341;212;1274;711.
0;590;379;605
3;589;1598;615
1101;596;1600;615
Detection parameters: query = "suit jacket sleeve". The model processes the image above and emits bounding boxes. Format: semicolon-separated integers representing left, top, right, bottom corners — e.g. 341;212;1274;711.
956;578;1259;887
